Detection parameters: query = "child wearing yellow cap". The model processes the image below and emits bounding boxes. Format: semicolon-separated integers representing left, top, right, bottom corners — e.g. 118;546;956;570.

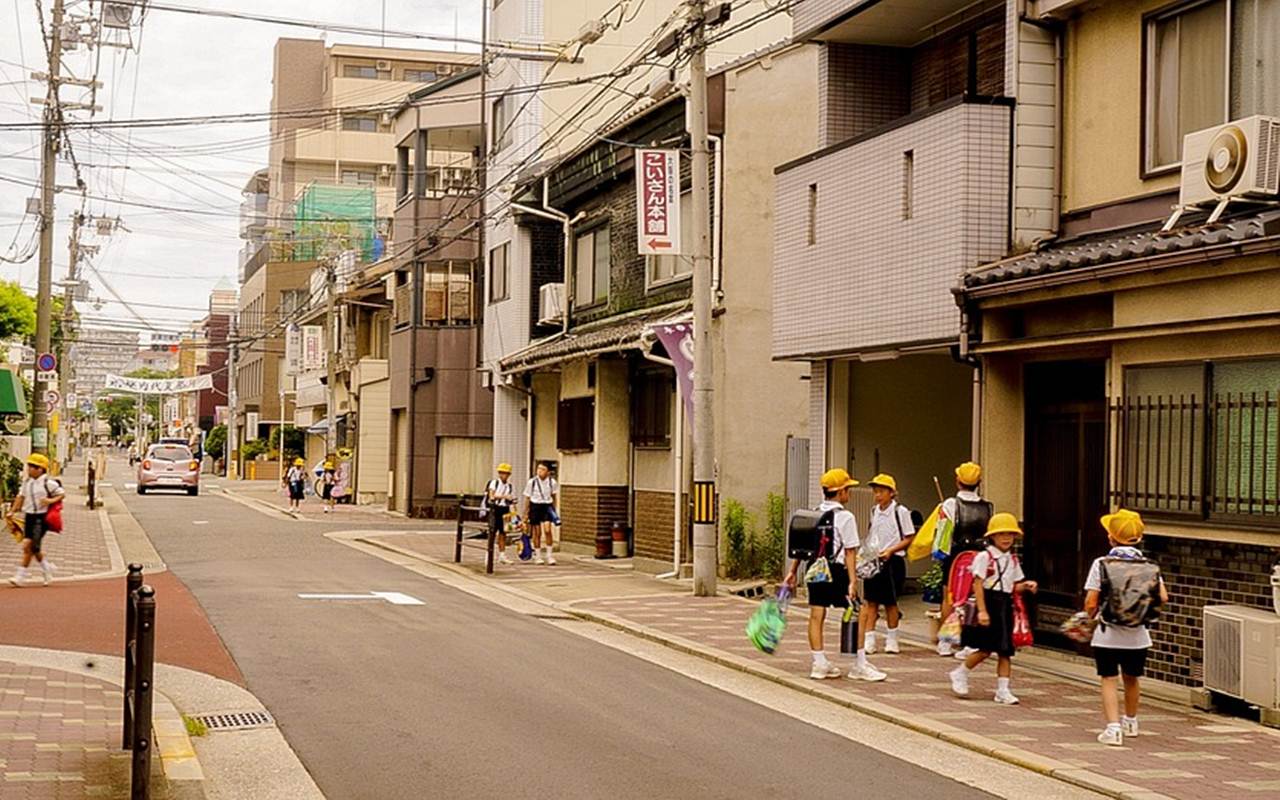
938;462;993;658
485;463;517;565
860;474;915;656
284;457;307;512
1084;509;1168;746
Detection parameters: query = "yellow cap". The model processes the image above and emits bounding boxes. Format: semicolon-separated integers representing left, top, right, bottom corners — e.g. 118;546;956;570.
323;461;335;470
1101;509;1144;545
820;468;858;491
956;462;982;485
25;453;49;471
867;473;897;492
294;457;305;466
497;463;513;473
985;512;1024;537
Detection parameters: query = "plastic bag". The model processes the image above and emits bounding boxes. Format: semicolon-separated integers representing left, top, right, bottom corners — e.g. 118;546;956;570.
747;586;791;654
1060;610;1098;643
1012;593;1034;649
938;608;963;646
805;556;833;584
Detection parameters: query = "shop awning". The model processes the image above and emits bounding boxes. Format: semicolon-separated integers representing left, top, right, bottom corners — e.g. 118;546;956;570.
499;306;691;374
0;368;26;416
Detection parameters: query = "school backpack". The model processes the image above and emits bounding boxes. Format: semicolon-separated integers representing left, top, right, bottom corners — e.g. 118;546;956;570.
1098;556;1162;628
787;508;836;562
952;497;993;549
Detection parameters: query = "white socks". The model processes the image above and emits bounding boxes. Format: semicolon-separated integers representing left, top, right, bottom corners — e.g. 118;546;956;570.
997;677;1010;692
856;650;867;667
886;628;898;644
812;650;829;666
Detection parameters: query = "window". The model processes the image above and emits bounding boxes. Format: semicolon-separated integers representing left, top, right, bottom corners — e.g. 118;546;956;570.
489;243;509;303
573;225;610;308
396;146;410;200
343;65;380;79
557;396;595;452
280;289;308;316
341;170;376;186
422;261;474;325
1145;0;1280;172
1115;358;1280;523
807;183;817;246
650;191;694;286
342;117;378;133
491;95;513;152
631;369;673;448
404;68;438;83
902;150;914;220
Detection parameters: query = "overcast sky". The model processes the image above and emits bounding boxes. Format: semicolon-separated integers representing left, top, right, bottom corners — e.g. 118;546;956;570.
0;0;480;343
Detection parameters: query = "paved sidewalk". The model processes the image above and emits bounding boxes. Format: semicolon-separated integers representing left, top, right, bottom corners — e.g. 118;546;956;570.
3;460;120;581
360;530;1280;800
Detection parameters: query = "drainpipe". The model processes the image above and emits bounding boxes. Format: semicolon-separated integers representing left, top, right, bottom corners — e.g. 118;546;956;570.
509;177;584;335
642;340;682;580
709;134;724;303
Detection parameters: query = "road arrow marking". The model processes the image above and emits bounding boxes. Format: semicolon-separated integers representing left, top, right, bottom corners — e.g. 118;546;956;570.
297;591;424;606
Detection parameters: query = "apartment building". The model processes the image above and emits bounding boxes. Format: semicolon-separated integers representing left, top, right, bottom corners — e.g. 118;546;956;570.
69;328;138;399
483;0;789;495
957;0;1280;690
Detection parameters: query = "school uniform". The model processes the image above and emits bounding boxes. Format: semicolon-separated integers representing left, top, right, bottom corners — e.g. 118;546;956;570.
485;478;516;535
1084;546;1153;678
807;500;858;608
961;545;1024;658
862;501;912;606
523;476;558;524
285;467;306;501
18;474;63;554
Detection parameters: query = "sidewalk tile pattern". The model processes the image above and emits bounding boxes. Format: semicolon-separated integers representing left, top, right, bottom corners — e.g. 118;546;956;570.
0;660;125;799
579;593;1280;800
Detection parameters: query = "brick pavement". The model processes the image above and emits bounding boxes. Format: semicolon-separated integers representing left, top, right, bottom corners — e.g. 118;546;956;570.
575;593;1280;800
3;462;117;582
0;660;130;799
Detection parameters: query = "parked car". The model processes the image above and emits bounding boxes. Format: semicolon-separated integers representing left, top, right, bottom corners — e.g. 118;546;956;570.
137;444;200;496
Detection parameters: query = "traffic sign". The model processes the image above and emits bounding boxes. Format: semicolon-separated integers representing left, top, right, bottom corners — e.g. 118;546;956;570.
43;389;60;413
636;148;682;256
36;370;57;383
3;416;28;434
36;353;56;372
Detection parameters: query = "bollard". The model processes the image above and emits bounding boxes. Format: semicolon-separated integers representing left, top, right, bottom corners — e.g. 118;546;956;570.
455;496;464;563
130;585;156;800
122;564;143;750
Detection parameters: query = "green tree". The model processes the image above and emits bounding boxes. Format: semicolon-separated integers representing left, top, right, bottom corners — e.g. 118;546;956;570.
0;281;35;341
269;425;305;460
97;395;138;439
204;424;226;460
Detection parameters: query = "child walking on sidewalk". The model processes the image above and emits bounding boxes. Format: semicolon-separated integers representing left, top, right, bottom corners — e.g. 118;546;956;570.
949;512;1037;704
1085;509;1168;746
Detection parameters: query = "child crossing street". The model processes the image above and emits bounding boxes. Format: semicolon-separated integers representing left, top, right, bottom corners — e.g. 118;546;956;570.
1085;509;1168;746
949;512;1037;704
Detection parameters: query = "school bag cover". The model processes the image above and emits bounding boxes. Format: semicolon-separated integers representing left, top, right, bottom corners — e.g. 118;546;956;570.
1099;556;1162;628
788;508;836;561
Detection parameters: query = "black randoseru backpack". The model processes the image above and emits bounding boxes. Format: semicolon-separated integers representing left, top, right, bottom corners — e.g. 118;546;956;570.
788;508;837;562
1099;557;1163;628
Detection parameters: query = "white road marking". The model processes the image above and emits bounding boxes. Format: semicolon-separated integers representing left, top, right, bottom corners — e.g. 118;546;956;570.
296;591;425;606
124;483;137;490
192;520;209;525
97;482;113;487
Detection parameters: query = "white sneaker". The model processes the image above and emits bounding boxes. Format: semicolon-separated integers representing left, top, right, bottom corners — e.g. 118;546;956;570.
546;554;557;565
937;641;954;657
864;636;878;655
8;574;24;587
534;554;545;564
949;666;970;697
885;636;900;654
497;552;511;565
954;646;978;660
810;662;843;680
1121;718;1139;737
994;688;1020;705
1097;727;1124;746
847;662;888;682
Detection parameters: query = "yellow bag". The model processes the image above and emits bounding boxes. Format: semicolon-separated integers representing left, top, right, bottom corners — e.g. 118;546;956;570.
908;505;940;561
6;516;22;543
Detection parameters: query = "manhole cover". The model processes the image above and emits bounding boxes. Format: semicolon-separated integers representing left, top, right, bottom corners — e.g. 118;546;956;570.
190;710;275;731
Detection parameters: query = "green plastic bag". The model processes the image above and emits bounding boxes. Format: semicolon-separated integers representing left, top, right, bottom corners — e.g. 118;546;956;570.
747;586;791;655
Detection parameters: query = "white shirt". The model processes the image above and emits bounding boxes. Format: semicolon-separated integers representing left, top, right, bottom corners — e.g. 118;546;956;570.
19;474;63;515
866;501;914;557
1084;547;1154;649
524;476;558;504
816;500;859;565
286;466;305;483
970;546;1025;593
941;490;983;522
486;479;516;507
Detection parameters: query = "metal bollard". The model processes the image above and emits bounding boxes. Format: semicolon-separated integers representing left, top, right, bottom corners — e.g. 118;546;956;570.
122;564;143;750
455;496;464;563
130;585;156;800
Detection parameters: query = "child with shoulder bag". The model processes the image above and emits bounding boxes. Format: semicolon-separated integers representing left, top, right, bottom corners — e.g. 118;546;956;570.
1085;509;1168;746
949;512;1038;704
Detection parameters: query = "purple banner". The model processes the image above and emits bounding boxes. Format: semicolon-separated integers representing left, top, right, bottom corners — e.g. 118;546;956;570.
651;322;694;424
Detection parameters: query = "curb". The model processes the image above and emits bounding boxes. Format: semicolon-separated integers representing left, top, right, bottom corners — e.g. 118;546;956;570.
216;486;301;521
356;532;1174;800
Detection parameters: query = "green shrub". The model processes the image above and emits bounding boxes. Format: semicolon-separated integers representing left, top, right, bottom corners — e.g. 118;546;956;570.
759;492;787;580
723;499;753;579
241;439;267;461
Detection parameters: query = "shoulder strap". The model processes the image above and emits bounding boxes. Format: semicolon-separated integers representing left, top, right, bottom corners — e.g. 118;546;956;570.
894;505;905;539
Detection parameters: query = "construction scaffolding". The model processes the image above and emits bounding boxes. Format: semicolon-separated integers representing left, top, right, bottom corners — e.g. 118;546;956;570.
292;184;380;264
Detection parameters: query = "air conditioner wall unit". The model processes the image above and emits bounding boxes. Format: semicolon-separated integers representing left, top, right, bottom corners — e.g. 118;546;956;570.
1179;115;1280;207
538;282;565;326
1204;605;1280;718
376;60;392;71
102;3;132;28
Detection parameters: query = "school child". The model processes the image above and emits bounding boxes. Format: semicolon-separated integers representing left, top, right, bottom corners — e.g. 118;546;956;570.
939;462;993;657
949;512;1038;704
7;454;63;587
320;460;337;513
485;463;517;564
1085;509;1168;746
860;474;915;655
284;458;306;512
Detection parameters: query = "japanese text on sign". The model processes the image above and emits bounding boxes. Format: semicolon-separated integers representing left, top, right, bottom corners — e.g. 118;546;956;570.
635;149;681;256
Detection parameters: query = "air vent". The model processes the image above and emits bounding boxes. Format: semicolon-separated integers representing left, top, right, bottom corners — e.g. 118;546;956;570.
189;710;275;731
1203;608;1243;698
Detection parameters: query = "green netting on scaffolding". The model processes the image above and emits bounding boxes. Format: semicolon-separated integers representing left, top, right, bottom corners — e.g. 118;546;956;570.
293;184;377;262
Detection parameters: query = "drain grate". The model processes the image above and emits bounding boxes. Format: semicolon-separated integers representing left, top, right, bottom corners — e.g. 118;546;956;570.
190;710;275;731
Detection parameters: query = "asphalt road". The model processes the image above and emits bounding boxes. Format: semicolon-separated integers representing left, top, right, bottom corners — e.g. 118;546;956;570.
124;487;995;800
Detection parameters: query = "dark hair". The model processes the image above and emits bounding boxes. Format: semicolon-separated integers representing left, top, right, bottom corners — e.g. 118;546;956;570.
958;481;979;491
537;461;552;471
822;487;838;499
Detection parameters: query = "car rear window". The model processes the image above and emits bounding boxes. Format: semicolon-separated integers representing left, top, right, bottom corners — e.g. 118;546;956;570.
150;447;192;462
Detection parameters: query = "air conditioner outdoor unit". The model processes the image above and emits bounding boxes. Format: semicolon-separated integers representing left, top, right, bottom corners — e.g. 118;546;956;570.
538;282;565;326
1204;605;1280;723
1179;115;1280;208
102;3;132;29
376;60;392;71
379;164;392;176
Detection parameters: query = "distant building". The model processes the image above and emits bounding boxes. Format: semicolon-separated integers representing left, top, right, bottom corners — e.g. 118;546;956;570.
69;328;138;398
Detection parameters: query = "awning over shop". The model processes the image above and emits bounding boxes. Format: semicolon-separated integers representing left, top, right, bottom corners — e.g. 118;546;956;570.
0;368;26;415
499;306;691;374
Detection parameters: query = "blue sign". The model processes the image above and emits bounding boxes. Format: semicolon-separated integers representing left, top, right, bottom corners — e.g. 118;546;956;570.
36;353;56;372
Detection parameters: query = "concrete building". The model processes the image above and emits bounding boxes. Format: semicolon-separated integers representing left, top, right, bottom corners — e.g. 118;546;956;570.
483;0;789;496
69;328;138;399
957;0;1280;689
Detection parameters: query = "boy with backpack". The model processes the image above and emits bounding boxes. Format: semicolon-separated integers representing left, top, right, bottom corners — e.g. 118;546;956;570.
484;463;517;565
7;454;63;587
783;468;887;682
938;462;993;657
1085;509;1168;746
860;474;915;655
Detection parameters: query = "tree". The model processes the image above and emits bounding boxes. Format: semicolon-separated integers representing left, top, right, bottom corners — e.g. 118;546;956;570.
97;395;138;440
269;425;305;460
0;281;35;341
205;424;226;460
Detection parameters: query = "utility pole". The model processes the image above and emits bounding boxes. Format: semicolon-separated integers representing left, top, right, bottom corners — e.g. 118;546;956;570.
32;0;66;456
57;209;84;467
226;321;238;479
324;260;337;457
688;0;717;596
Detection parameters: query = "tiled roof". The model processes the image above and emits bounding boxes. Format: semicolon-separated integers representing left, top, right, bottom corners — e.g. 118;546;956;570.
964;208;1280;289
499;306;691;373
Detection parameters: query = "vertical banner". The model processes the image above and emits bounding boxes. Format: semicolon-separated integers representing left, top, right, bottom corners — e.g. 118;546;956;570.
302;325;324;371
636;149;681;256
285;323;302;375
651;322;694;425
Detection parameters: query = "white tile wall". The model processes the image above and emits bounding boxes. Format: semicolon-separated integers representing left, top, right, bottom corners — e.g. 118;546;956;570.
808;360;827;508
772;102;1012;360
793;0;860;37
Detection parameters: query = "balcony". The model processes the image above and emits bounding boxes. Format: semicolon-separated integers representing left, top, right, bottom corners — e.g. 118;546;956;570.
771;97;1012;360
391;192;480;264
285;127;397;168
795;0;1001;44
239;194;268;239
